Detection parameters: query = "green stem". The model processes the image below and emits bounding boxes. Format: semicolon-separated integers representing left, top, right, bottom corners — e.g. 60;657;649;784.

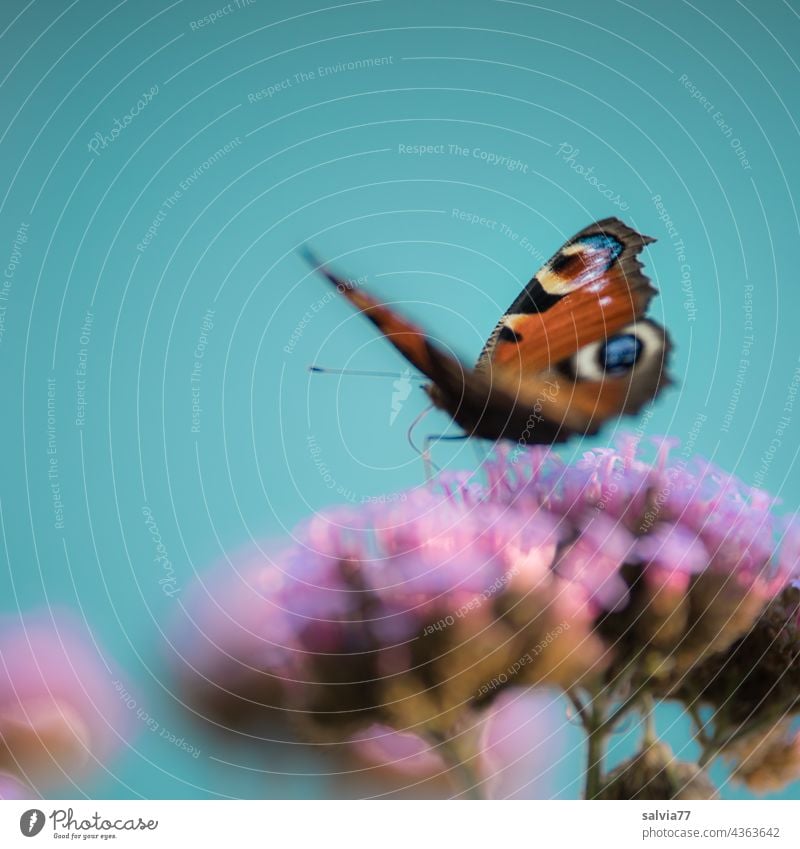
687;702;711;748
641;694;656;747
596;688;643;735
583;687;661;797
432;733;486;800
585;698;608;800
586;729;605;799
566;689;587;720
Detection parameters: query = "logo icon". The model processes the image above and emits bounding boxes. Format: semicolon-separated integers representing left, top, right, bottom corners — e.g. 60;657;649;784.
19;809;46;837
389;368;413;425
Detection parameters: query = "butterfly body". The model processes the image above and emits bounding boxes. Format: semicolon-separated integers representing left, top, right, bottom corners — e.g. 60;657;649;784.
423;376;565;443
304;217;671;444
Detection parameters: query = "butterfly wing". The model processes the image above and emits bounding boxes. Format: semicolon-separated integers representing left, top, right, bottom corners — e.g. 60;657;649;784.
478;217;656;369
477;217;671;434
300;247;464;385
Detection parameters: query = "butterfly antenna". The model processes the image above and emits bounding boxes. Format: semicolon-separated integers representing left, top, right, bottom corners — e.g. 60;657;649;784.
308;365;426;381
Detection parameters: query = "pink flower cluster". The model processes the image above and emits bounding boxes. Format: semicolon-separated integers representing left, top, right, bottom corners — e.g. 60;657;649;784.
0;614;128;798
176;437;798;742
176;488;605;737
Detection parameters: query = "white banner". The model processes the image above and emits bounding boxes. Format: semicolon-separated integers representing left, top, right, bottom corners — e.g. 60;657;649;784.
1;800;799;848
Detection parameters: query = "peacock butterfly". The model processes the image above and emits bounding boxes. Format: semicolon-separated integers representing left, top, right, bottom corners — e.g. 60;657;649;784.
302;217;671;444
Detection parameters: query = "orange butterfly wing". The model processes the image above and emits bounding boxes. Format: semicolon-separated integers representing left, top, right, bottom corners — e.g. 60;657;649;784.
478;218;671;432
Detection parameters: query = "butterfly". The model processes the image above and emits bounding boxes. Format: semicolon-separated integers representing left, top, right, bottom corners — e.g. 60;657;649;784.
303;217;671;444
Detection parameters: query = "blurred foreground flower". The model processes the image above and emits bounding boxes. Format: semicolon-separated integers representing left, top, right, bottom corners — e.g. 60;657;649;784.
345;688;566;798
174;436;800;798
0;613;129;797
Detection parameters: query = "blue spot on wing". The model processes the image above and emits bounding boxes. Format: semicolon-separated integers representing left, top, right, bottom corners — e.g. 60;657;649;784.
600;334;642;375
577;233;624;265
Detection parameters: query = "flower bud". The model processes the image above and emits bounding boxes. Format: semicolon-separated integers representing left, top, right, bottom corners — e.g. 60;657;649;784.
598;742;716;800
725;721;800;793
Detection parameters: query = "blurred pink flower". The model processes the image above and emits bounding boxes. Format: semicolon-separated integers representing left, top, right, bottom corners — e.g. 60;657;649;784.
178;435;800;723
349;687;568;799
0;612;129;793
482;436;795;597
0;772;33;800
477;438;797;665
348;724;444;778
175;489;606;739
174;434;800;797
478;687;569;799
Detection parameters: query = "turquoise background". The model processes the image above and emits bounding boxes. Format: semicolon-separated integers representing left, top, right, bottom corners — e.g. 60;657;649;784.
1;0;799;799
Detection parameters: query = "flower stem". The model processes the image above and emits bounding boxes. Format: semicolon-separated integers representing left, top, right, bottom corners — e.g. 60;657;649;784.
566;689;587;721
585;727;605;799
698;744;716;769
641;694;656;747
585;698;608;799
597;688;642;735
688;702;711;748
430;731;486;800
583;689;657;798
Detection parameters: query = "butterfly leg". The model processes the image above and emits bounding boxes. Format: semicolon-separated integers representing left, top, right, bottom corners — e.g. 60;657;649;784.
422;448;440;481
406;404;438;479
422;433;471;480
